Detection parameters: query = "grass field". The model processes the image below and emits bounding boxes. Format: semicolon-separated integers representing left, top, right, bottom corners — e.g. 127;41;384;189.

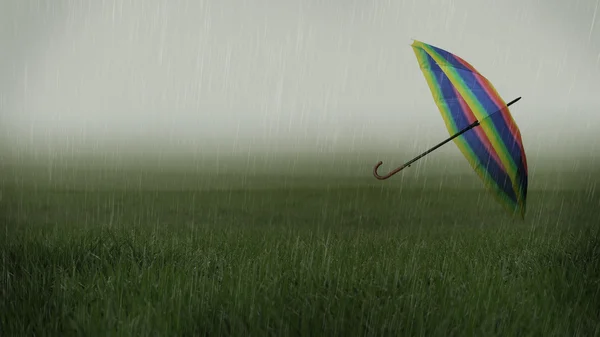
1;155;599;336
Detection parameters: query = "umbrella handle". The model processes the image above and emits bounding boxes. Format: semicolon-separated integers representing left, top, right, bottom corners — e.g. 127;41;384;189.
373;161;411;180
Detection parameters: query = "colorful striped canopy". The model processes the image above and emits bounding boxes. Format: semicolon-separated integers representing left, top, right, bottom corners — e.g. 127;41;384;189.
411;40;528;218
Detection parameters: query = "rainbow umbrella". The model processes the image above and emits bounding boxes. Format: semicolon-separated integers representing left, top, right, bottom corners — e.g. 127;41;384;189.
373;40;528;218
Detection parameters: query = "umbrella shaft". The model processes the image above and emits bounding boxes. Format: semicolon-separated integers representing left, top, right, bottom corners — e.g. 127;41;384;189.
401;97;521;167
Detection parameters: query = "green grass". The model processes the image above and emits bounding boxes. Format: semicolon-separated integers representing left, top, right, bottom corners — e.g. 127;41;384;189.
1;160;600;336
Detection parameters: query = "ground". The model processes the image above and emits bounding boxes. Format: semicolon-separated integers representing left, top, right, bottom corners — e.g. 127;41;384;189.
1;156;599;336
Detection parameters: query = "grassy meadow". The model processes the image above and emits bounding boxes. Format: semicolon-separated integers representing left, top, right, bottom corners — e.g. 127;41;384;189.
1;152;599;336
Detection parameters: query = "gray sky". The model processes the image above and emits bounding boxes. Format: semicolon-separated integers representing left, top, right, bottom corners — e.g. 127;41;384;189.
1;0;599;159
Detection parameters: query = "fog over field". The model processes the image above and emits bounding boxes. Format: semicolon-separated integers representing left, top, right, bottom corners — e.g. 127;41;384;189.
1;0;599;167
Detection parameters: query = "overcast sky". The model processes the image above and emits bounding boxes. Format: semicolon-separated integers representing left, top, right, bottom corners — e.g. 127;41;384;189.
1;0;599;159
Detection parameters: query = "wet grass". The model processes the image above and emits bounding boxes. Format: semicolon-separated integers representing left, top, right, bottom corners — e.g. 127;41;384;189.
1;163;600;336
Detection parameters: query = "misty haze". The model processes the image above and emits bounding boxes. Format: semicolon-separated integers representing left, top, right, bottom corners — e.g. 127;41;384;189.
1;0;599;166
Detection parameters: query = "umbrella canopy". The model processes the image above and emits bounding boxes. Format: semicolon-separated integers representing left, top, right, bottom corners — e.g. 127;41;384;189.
410;40;528;218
